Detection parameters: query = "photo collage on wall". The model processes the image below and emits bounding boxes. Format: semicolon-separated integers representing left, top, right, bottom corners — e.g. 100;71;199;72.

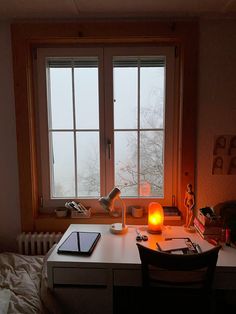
212;135;236;175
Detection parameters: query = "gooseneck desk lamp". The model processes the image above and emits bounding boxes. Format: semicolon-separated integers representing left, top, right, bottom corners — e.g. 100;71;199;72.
99;187;128;234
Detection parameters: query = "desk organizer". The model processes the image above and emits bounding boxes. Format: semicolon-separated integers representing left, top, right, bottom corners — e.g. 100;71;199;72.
71;208;91;218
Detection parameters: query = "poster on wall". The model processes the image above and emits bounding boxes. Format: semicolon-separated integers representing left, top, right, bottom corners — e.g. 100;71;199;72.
212;135;236;175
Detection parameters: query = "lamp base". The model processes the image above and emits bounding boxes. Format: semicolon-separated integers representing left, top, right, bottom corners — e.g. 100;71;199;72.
147;228;162;234
110;223;128;234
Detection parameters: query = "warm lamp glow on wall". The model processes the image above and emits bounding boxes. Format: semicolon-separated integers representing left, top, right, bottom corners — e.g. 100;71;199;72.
147;202;164;234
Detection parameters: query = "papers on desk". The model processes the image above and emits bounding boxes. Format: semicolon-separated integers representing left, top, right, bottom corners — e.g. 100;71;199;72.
157;239;188;252
156;237;199;254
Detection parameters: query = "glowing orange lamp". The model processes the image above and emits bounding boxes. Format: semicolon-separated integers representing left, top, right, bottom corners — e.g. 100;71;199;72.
147;202;164;234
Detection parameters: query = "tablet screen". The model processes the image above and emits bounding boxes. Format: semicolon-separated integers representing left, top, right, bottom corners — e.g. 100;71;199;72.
57;231;101;255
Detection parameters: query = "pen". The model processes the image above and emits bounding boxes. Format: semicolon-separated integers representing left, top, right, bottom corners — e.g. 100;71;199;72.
156;242;162;251
195;244;202;253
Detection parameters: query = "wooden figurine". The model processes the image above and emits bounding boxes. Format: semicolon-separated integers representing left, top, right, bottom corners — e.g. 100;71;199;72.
184;183;195;232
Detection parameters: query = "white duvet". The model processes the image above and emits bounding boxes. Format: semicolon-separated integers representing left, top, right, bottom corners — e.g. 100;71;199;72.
0;253;45;314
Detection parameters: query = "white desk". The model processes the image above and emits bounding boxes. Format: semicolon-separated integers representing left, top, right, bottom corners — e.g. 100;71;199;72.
47;224;236;314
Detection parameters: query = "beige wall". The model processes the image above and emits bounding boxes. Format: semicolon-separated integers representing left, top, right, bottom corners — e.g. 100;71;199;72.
0;19;235;250
197;19;236;209
0;22;20;252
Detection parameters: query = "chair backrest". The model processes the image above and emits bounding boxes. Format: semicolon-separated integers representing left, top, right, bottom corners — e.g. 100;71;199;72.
137;243;221;291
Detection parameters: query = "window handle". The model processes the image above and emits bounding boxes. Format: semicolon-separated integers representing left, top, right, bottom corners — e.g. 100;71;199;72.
107;140;112;160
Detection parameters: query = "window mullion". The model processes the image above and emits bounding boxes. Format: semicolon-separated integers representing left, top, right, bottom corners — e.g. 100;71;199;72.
99;49;107;197
47;68;55;199
72;61;78;197
103;50;114;194
137;58;141;197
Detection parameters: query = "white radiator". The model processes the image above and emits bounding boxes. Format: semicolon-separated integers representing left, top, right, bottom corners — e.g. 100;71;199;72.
17;232;63;255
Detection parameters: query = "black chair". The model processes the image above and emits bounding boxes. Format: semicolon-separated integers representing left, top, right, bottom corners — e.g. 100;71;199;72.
137;243;221;314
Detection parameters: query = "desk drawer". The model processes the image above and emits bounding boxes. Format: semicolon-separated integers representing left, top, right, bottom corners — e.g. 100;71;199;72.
54;287;112;314
113;269;142;286
53;267;108;286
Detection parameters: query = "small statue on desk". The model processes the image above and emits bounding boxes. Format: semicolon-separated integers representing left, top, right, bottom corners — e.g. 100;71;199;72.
184;183;195;232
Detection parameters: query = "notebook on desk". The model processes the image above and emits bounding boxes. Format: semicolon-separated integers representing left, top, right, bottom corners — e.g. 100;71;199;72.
156;237;199;254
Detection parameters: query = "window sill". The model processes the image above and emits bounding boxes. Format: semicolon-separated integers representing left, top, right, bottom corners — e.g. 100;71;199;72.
35;213;183;232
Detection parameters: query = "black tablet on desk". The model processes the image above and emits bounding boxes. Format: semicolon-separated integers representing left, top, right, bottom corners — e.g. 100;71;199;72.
57;231;101;256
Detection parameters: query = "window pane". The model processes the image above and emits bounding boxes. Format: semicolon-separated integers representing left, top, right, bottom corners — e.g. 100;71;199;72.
76;132;100;197
75;65;99;129
49;68;73;129
140;61;164;129
113;60;137;129
140;131;163;197
115;131;138;196
114;58;165;198
50;132;75;197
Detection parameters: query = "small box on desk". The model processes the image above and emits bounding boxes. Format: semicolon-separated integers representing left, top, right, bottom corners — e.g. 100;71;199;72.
71;208;91;219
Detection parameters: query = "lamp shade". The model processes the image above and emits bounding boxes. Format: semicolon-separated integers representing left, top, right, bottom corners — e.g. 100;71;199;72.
99;187;127;234
99;187;120;212
147;202;164;234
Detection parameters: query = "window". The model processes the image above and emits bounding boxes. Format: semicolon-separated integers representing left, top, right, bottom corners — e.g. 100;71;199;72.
37;46;177;209
12;21;198;230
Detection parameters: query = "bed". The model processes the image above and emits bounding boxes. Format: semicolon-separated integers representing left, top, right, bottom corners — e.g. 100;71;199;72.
0;250;62;314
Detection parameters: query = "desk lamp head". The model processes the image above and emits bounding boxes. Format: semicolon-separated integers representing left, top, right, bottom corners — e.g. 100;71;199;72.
99;187;128;234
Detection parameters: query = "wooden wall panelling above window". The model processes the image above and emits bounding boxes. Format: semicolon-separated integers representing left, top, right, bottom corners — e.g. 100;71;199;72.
11;20;198;232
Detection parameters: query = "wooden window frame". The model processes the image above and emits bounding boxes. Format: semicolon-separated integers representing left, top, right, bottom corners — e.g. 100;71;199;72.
11;20;198;232
37;46;176;208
